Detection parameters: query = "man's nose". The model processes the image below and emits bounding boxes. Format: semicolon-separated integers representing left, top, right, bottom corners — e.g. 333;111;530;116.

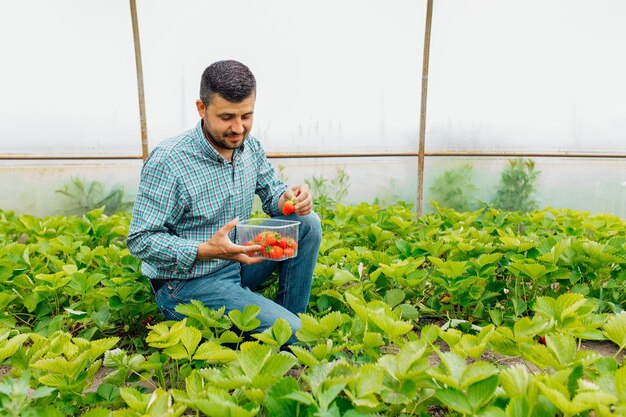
231;118;244;134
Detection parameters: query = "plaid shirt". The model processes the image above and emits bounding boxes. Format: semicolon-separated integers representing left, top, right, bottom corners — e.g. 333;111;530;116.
127;120;287;280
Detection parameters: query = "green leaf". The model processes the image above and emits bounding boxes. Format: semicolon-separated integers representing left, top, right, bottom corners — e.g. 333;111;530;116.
332;269;358;286
507;261;550;280
252;318;293;346
470;253;503;273
0;333;29;363
163;344;189;361
91;308;112;331
38;373;67;388
566;364;584;398
512;297;527;316
229;305;261;332
265;377;302;417
0;292;17;312
545;334;576;367
435;387;472;415
260;353;298;383
297;311;343;343
505;396;531;417
616;367;626;403
283;390;316;406
513;316;549;339
97;383;120;402
468;375;499;411
81;408;113;417
429;257;468;279
238;342;272;379
384;289;405;308
396;303;419;321
603;311;626;353
429;351;466;389
477;406;507;417
180;326;202;357
289;345;319;367
461;361;498;388
500;365;530;398
146;320;186;349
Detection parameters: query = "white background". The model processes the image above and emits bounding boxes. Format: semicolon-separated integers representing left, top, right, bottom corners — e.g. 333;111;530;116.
0;0;624;217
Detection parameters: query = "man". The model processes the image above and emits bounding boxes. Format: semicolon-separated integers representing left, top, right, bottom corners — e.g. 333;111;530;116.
127;60;322;345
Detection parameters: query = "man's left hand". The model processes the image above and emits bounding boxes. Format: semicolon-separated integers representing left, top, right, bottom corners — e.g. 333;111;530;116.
282;184;314;216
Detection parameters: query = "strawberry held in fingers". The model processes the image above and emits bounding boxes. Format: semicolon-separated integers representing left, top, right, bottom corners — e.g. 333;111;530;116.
245;240;260;256
282;197;297;215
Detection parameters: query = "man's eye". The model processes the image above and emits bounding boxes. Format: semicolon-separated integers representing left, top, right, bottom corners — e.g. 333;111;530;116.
221;116;232;121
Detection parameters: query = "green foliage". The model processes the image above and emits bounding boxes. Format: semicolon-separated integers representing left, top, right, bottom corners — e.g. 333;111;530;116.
305;167;350;213
492;158;540;212
429;164;477;212
0;207;157;341
56;177;134;216
1;202;626;415
0;371;59;417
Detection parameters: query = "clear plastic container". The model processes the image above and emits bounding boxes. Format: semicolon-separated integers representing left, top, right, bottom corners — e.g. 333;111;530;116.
237;218;300;261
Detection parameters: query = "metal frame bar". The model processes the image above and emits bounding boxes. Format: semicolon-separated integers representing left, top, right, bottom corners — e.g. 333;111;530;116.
417;0;434;216
0;155;144;160
2;151;625;161
130;0;149;161
265;152;626;159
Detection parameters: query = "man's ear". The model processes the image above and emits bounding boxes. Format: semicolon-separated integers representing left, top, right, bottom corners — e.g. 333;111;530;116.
195;99;206;117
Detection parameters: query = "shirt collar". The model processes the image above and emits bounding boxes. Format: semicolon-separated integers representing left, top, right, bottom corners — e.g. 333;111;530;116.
193;120;245;163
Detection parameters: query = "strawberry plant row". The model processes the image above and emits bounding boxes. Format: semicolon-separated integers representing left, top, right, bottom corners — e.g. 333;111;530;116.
0;203;625;416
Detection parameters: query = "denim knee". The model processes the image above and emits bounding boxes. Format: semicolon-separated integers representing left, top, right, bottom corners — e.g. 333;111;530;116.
299;212;322;244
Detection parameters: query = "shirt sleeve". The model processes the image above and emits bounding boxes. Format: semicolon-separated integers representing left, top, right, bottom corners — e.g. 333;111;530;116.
127;153;201;278
252;140;287;216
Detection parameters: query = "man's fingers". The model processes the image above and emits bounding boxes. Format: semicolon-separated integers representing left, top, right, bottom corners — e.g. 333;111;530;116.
241;256;265;264
218;217;239;235
242;244;262;253
235;253;265;264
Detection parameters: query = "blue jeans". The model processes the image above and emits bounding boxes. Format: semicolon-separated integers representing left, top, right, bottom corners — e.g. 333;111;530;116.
154;213;322;345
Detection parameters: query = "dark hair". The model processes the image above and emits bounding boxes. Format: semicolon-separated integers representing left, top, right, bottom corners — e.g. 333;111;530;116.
199;60;256;105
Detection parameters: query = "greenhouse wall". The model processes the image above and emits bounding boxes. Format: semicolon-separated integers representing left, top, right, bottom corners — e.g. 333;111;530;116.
0;0;624;219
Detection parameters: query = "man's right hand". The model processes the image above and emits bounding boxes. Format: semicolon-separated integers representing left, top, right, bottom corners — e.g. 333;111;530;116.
196;218;264;264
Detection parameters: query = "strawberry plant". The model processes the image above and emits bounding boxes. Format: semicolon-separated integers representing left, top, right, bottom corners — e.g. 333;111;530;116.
1;202;625;415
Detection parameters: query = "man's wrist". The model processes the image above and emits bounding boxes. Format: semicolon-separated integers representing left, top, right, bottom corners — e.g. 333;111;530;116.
196;242;210;260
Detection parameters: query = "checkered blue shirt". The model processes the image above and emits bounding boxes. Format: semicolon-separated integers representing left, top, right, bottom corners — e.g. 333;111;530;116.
127;120;287;280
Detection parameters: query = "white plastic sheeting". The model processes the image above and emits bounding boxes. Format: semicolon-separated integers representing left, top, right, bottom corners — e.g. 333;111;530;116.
136;0;424;153
427;0;626;153
0;161;141;216
0;1;625;218
423;158;626;218
0;1;141;156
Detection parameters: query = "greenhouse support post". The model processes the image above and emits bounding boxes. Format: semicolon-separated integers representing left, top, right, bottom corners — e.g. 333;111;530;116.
417;0;433;217
130;0;149;161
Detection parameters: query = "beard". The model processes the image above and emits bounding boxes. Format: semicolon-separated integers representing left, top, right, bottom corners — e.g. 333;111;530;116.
203;120;247;151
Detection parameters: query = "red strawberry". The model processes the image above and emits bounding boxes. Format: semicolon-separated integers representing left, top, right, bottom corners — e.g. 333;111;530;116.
265;245;284;259
264;232;280;246
245;240;259;256
283;247;295;257
282;197;297;215
538;336;546;345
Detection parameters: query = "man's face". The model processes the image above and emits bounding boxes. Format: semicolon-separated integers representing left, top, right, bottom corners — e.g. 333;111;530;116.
196;93;255;158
